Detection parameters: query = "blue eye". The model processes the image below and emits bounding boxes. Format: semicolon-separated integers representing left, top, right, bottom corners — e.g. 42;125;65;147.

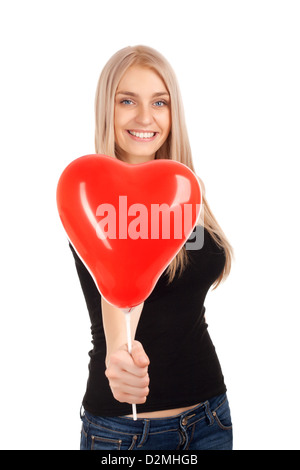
154;100;167;107
121;99;134;105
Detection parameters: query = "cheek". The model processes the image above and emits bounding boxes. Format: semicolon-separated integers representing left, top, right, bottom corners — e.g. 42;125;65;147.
114;106;124;127
161;118;171;139
161;110;171;134
114;114;124;142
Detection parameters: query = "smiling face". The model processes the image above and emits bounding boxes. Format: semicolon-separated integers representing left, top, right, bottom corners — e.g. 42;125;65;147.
114;66;171;164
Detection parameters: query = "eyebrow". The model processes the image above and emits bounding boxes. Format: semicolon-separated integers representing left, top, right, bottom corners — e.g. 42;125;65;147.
116;91;170;98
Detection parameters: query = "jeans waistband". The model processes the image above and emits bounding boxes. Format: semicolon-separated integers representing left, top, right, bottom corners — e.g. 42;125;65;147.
82;393;228;436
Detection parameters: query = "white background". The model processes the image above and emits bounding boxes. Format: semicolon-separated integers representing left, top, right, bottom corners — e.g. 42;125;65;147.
0;0;299;450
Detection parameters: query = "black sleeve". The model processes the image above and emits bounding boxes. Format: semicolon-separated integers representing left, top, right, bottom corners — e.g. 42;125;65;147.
68;243;102;320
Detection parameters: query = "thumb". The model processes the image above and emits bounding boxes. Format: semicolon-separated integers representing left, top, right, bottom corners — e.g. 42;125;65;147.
131;341;150;368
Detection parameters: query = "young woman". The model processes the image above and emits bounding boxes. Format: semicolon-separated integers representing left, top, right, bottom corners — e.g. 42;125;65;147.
69;45;234;450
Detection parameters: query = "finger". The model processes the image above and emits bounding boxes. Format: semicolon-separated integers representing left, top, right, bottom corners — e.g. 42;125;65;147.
109;350;148;378
131;341;150;368
118;383;149;399
113;389;149;405
118;370;150;389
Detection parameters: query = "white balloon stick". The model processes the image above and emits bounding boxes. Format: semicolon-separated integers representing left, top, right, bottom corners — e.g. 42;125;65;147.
124;313;137;421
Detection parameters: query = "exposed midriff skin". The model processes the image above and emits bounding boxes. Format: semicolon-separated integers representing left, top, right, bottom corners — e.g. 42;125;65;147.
124;403;200;419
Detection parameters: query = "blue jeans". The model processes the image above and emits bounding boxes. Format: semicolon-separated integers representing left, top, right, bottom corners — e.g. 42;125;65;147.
80;393;233;450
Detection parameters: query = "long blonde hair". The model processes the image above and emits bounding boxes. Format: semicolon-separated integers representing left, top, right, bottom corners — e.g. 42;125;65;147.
94;45;233;288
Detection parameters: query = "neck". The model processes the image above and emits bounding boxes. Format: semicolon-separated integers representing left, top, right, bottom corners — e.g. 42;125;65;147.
118;153;155;165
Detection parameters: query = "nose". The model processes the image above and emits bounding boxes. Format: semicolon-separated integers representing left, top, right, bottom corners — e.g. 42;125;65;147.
135;104;154;126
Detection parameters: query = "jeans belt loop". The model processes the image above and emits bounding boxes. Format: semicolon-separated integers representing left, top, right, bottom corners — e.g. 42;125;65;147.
204;400;214;426
137;419;150;448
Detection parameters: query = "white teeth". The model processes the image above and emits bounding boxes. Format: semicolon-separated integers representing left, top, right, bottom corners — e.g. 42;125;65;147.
129;131;155;138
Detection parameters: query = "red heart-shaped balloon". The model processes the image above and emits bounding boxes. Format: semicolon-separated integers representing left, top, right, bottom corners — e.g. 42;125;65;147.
56;154;201;310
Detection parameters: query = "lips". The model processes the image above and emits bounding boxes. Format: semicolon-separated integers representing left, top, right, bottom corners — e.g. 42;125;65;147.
127;130;157;140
